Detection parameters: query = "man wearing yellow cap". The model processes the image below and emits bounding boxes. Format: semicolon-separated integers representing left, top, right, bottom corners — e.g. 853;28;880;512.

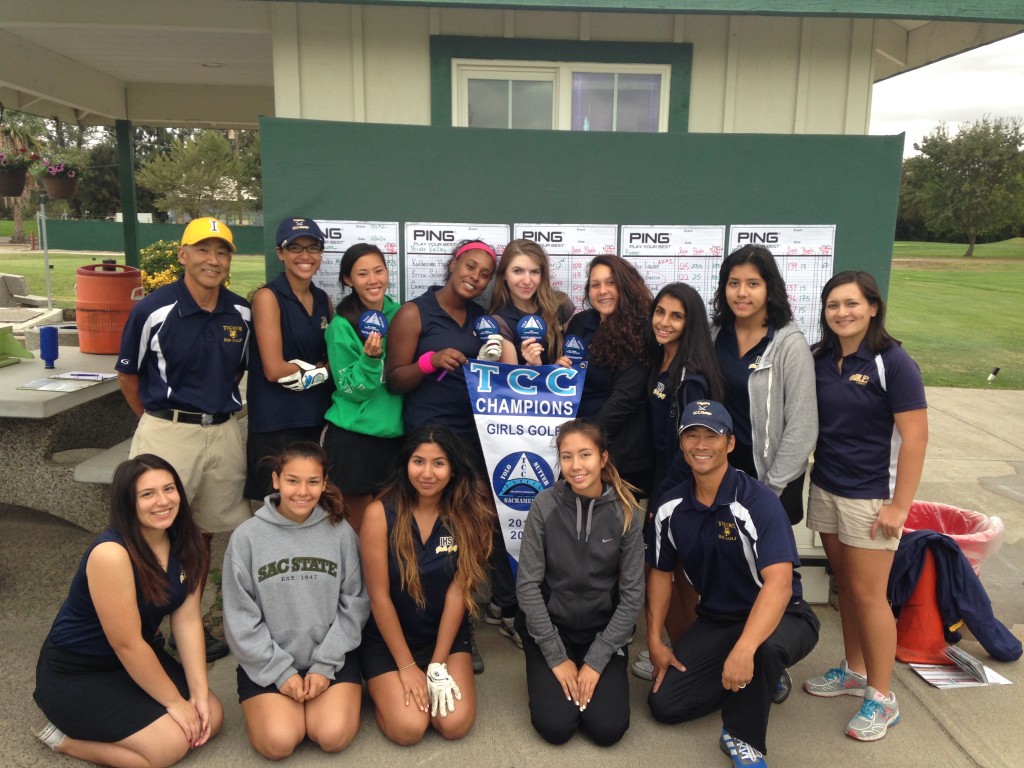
116;217;253;661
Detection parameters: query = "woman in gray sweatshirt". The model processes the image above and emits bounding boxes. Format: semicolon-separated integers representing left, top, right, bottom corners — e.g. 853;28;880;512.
223;442;369;760
516;419;645;746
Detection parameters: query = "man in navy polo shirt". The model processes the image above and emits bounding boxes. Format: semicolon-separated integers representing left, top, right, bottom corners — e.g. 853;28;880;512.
116;216;252;661
645;400;819;768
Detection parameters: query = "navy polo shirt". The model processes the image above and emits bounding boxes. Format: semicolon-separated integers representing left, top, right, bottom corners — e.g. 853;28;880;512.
247;273;333;433
362;500;462;650
403;287;485;434
811;340;927;500
715;323;774;448
647;465;802;617
116;278;251;413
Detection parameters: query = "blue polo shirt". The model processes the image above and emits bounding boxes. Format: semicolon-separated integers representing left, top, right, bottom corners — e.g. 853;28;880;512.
403;287;485;434
647;465;802;617
247;273;333;433
715;323;774;449
811;340;927;500
116;278;251;413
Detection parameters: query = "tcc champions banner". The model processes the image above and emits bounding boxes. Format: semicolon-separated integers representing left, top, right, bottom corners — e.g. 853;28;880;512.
464;361;586;577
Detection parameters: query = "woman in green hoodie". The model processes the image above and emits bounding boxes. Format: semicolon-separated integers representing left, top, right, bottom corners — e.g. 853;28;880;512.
323;243;403;533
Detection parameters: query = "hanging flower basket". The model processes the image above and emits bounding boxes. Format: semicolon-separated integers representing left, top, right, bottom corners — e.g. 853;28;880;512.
0;168;28;197
43;175;79;200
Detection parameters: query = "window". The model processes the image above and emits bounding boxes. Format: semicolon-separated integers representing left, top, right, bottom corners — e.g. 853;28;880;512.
454;60;670;132
431;37;691;133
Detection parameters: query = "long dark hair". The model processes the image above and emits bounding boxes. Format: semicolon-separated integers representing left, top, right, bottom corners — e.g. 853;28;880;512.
813;270;900;358
556;419;640;534
337;242;387;330
711;245;793;329
267;441;347;524
490;239;568;359
377;425;493;616
647;282;726;402
584;254;652;369
108;455;208;605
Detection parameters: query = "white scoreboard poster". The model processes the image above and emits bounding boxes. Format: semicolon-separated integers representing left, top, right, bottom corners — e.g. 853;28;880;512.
619;225;727;313
403;223;510;303
727;225;836;344
312;219;401;306
513;224;619;310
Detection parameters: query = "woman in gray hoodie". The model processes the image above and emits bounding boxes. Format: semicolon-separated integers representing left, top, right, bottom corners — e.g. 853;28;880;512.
516;419;645;746
223;442;369;760
711;245;817;526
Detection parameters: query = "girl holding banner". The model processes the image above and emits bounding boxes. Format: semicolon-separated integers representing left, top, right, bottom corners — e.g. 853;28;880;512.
565;255;654;493
386;240;519;662
515;419;644;746
323;243;404;533
358;426;493;744
489;239;574;365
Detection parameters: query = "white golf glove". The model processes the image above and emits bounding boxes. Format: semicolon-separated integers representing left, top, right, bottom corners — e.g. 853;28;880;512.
477;334;503;362
277;359;328;391
426;662;462;717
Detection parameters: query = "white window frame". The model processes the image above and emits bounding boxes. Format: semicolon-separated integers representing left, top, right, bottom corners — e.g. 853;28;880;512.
452;58;671;132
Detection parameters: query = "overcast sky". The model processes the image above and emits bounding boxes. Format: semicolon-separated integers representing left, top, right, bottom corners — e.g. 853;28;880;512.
869;32;1024;156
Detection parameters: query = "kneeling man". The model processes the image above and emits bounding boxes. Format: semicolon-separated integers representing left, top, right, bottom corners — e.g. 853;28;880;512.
646;400;819;768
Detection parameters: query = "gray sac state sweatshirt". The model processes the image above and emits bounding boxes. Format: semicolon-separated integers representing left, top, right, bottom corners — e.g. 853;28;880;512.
222;496;370;689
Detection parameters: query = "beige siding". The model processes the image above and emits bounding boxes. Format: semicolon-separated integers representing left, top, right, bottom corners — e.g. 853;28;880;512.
270;4;897;136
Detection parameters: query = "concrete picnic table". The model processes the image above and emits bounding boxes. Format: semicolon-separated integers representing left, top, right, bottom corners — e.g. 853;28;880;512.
0;347;136;531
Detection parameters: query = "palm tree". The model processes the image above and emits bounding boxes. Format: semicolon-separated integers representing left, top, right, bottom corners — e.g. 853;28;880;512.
1;111;44;244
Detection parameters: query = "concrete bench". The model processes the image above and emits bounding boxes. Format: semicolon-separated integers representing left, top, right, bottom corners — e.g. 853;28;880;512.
12;293;49;307
73;402;249;486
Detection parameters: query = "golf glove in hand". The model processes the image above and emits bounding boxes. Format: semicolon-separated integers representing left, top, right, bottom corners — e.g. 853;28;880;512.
426;662;461;717
478;334;503;362
278;359;328;391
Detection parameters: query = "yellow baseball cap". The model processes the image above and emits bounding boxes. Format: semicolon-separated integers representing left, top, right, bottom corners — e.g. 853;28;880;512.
180;217;235;251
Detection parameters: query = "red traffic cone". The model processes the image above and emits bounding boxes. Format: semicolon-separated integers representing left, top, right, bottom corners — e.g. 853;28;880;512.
896;549;954;664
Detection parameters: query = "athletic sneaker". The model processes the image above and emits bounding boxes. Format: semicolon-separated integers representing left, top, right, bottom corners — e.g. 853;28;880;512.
846;686;900;742
803;660;867;697
771;668;792;704
719;728;768;767
631;649;654;681
470;624;484;674
485;600;523;649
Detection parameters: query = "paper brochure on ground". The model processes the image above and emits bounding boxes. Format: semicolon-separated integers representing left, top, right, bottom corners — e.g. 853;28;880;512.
910;646;1013;688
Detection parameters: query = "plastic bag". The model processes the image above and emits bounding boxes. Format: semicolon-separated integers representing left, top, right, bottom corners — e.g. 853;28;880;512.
904;501;1004;576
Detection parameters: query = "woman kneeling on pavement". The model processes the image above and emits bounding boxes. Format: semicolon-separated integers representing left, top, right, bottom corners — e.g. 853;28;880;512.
33;455;223;767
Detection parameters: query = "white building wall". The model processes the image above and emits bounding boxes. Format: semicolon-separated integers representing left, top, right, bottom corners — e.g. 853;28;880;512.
271;4;877;136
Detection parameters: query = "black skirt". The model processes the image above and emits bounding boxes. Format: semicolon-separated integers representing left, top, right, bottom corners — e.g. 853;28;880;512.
322;423;403;495
34;639;190;743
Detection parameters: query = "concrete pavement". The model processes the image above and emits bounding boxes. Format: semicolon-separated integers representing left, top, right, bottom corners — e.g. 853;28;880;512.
2;386;1022;767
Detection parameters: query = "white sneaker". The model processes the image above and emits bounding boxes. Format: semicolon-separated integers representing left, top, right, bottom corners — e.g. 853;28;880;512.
632;649;654;680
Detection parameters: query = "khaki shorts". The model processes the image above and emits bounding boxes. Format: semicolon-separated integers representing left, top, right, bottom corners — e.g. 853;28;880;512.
130;413;251;533
806;482;899;552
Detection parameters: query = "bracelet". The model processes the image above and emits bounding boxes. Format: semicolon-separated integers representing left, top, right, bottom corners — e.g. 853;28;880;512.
417;351;438;374
399;661;418;671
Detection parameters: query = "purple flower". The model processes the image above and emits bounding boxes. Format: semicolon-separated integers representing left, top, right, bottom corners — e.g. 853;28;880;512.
67;170;76;178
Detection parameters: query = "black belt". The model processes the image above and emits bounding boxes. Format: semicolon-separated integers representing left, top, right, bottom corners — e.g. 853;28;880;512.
146;409;231;426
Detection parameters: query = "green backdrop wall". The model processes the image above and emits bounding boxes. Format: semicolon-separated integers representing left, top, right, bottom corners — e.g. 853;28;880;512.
45;220;264;254
260;117;903;296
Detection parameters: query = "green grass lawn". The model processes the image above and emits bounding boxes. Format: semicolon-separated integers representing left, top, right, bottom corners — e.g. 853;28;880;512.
886;240;1022;391
0;251;267;306
0;219;39;238
2;236;1021;390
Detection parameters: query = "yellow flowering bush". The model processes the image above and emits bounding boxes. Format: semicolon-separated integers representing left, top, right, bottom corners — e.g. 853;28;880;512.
139;239;231;293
